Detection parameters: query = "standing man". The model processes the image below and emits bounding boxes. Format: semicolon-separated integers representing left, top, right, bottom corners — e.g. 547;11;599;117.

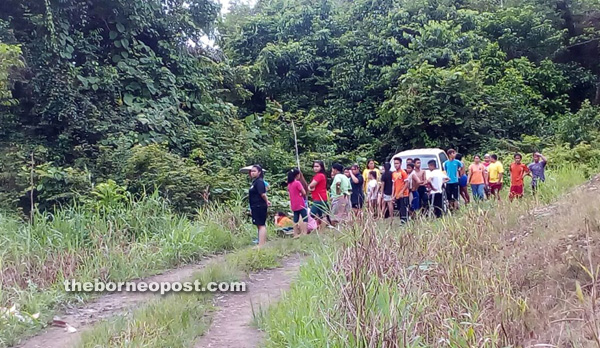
426;160;449;218
414;158;429;213
329;163;351;226
528;152;547;194
406;163;422;218
442;149;463;211
483;154;492;199
509;153;530;202
393;157;409;223
349;164;365;216
487;154;504;201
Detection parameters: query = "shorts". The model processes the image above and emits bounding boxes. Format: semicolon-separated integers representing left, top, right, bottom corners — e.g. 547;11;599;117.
459;174;468;188
250;206;267;226
445;183;459;202
489;182;503;194
310;200;328;217
509;185;524;198
293;208;308;223
383;194;394;202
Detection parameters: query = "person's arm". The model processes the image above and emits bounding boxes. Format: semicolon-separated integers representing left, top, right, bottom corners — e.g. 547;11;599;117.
539;153;547;164
523;165;531;179
350;171;360;184
308;179;317;192
483;166;489;186
467;165;472;185
261;193;270;206
298;181;307;197
257;181;270;206
336;181;341;195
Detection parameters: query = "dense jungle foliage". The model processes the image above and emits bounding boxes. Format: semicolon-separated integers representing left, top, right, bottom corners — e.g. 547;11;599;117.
0;0;599;214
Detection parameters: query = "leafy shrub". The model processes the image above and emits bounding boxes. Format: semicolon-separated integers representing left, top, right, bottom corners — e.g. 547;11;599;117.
123;144;209;215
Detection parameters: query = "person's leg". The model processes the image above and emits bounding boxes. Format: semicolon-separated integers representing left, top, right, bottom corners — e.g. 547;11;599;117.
371;199;378;217
399;197;408;223
418;186;428;214
329;198;339;227
411;191;420;218
292;210;301;237
493;183;502;201
433;193;443;218
299;209;308;236
258;225;267;246
461;186;470;204
474;184;484;200
446;183;457;210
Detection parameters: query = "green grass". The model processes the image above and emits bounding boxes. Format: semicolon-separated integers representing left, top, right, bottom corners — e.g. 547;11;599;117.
257;165;599;347
78;236;319;348
0;196;261;347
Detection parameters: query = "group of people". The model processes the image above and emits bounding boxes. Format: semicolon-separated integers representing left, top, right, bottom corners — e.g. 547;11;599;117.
247;150;548;246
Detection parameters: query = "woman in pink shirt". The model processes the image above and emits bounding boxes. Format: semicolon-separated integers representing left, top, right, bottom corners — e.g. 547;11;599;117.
287;168;308;238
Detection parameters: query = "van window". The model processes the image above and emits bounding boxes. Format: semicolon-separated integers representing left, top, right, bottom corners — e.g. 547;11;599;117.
439;152;448;165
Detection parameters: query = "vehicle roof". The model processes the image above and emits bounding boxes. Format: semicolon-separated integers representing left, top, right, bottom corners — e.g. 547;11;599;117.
393;148;445;157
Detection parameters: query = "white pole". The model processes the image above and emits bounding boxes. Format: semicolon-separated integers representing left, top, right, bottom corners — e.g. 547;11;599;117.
292;120;301;170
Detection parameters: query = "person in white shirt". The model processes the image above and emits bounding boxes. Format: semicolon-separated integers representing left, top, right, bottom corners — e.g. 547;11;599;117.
426;160;449;218
365;171;379;216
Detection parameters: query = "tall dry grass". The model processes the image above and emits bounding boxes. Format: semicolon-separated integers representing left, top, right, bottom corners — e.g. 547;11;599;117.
259;167;600;347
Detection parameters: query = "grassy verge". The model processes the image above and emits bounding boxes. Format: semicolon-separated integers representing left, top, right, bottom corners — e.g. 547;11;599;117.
258;165;600;347
0;196;267;347
77;236;321;347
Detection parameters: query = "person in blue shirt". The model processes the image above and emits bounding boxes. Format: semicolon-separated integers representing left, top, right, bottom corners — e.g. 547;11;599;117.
443;149;463;211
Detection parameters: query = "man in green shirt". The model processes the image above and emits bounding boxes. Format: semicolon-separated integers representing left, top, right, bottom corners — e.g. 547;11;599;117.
330;163;350;225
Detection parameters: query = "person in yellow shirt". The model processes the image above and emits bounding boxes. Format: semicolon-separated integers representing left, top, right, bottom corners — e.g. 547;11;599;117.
362;159;381;192
487;154;504;201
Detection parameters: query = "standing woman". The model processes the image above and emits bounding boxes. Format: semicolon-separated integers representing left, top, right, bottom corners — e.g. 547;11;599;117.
249;165;270;247
362;159;380;193
468;155;486;200
287;168;308;237
308;160;329;228
380;162;394;219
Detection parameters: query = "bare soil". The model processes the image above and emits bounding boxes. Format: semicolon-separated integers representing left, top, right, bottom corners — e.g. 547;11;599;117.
16;255;221;348
194;254;304;348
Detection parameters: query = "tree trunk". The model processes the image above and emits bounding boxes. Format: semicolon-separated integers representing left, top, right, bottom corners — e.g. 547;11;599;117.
594;80;600;105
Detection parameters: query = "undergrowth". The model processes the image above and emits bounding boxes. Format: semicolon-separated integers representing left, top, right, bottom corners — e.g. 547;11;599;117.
0;195;259;347
259;165;600;347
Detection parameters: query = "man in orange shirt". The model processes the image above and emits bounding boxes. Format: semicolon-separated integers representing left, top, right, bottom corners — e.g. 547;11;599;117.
392;157;409;223
509;153;530;201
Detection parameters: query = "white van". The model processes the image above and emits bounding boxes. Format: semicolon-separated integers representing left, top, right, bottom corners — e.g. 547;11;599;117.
391;148;448;172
